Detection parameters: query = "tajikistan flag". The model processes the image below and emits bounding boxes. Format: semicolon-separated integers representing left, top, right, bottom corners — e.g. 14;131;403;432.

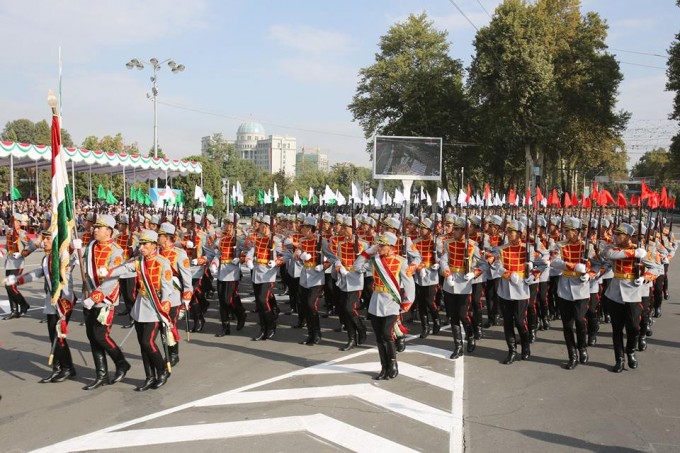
49;90;74;306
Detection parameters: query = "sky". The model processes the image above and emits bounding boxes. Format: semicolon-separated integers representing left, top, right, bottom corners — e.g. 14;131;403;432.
0;0;678;170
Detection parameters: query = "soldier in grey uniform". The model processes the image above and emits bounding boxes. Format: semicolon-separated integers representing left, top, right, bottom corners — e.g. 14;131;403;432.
108;229;175;390
79;214;131;390
354;232;416;380
245;214;283;341
3;213;37;319
550;217;593;369
5;230;78;383
209;214;247;336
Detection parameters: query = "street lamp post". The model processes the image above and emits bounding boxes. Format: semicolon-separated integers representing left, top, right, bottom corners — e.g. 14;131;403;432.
125;57;185;187
222;178;229;220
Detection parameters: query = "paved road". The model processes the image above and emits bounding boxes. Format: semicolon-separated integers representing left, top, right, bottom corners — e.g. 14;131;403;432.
0;251;678;452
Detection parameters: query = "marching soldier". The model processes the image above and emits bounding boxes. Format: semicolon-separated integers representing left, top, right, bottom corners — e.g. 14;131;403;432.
491;219;541;364
602;223;650;372
354;232;415;380
412;218;441;339
440;217;487;359
330;216;369;351
550;217;593;369
4;230;77;383
158;222;193;365
114;215;136;328
209;214;247;336
3;213;37;319
483;215;503;328
245;214;283;341
78;214;131;390
468;215;487;340
107;230;175;390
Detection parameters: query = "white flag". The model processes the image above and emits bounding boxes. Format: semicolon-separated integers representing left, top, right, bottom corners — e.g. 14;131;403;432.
323;184;335;201
294;190;301;206
362;193;369;206
308;187;314;201
436;187;442;204
426;192;432;206
442;189;450;203
264;192;271;204
457;190;467;207
236;181;244;203
375;181;384;207
273;182;279;201
336;191;346;206
394;188;405;204
494;193;502;206
420;186;426;201
351;182;361;202
194;185;205;201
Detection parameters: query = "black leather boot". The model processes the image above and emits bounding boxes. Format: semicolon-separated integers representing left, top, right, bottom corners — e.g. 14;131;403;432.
265;312;277;340
578;348;589;364
215;322;231;337
83;350;109;390
588;333;597;346
373;343;388;380
340;335;357;351
169;345;180;367
357;318;367;345
474;325;483;340
432;316;441;335
385;341;399;379
52;367;76;382
503;337;517;365
627;352;638;369
420;316;430;339
135;358;156;391
253;313;267;341
112;359;131;384
638;334;647;351
396;336;406;352
153;369;170;389
465;324;476;353
520;334;531;360
612;357;625;373
39;365;62;383
236;307;247;331
450;325;463;359
3;301;18;320
541;317;550;331
564;348;578;370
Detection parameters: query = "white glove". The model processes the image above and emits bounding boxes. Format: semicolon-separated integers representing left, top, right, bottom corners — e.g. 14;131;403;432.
510;272;520;284
365;244;378;255
634;277;644;286
446;275;455;286
209;264;218;274
580;274;590;282
232;258;240;265
4;275;17;286
12;252;21;259
82;298;95;310
339;266;349;276
246;260;254;270
464;272;475;281
634;248;647;259
419;268;427;279
524;275;536;285
314;264;324;272
72;239;83;250
526;261;534;272
191;259;199;265
185;240;194;249
574;263;587;274
430;263;439;271
300;252;312;262
662;257;670;264
267;260;277;268
284;237;293;245
97;267;109;278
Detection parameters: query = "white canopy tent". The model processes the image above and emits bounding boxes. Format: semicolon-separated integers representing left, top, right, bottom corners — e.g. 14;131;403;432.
1;141;202;205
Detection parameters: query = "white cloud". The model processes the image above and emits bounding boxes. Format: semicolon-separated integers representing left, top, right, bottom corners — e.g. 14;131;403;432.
0;0;208;62
269;25;353;55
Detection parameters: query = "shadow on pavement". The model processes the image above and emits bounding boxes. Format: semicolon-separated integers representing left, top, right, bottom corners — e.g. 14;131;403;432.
517;429;647;452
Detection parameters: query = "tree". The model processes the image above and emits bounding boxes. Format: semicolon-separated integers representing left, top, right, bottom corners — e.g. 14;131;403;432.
467;0;628;192
667;1;680;173
630;148;679;191
348;13;471;189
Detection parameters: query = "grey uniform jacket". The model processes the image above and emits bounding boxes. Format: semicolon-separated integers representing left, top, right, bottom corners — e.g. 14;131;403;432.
16;252;77;314
210;236;246;282
550;241;592;301
602;244;643;304
491;243;540;301
246;235;283;284
439;239;488;295
83;240;125;307
4;229;37;270
353;252;415;317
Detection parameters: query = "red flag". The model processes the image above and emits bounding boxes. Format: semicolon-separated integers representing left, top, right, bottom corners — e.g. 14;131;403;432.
571;193;578;207
484;183;490;201
648;192;659;209
536;186;544;202
582;195;591;208
591;184;599;203
641;181;653;200
630;194;639;206
617;191;627;208
525;186;531;207
599;189;615;207
660;186;669;208
465;184;471;203
672;197;676;209
508;188;516;206
563;192;572;208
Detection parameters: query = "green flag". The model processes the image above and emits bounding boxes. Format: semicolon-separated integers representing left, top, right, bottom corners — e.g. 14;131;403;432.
311;194;318;204
144;194;151;206
326;198;336;205
97;184;106;200
106;189;118;204
301;197;308;207
130;186;137;201
11;187;21;201
283;196;293;207
206;194;214;207
137;190;145;203
257;189;265;204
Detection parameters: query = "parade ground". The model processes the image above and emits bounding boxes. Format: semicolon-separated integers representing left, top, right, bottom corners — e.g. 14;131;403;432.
1;251;679;453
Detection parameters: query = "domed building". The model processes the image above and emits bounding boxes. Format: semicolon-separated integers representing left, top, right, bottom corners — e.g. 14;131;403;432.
236;121;266;161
